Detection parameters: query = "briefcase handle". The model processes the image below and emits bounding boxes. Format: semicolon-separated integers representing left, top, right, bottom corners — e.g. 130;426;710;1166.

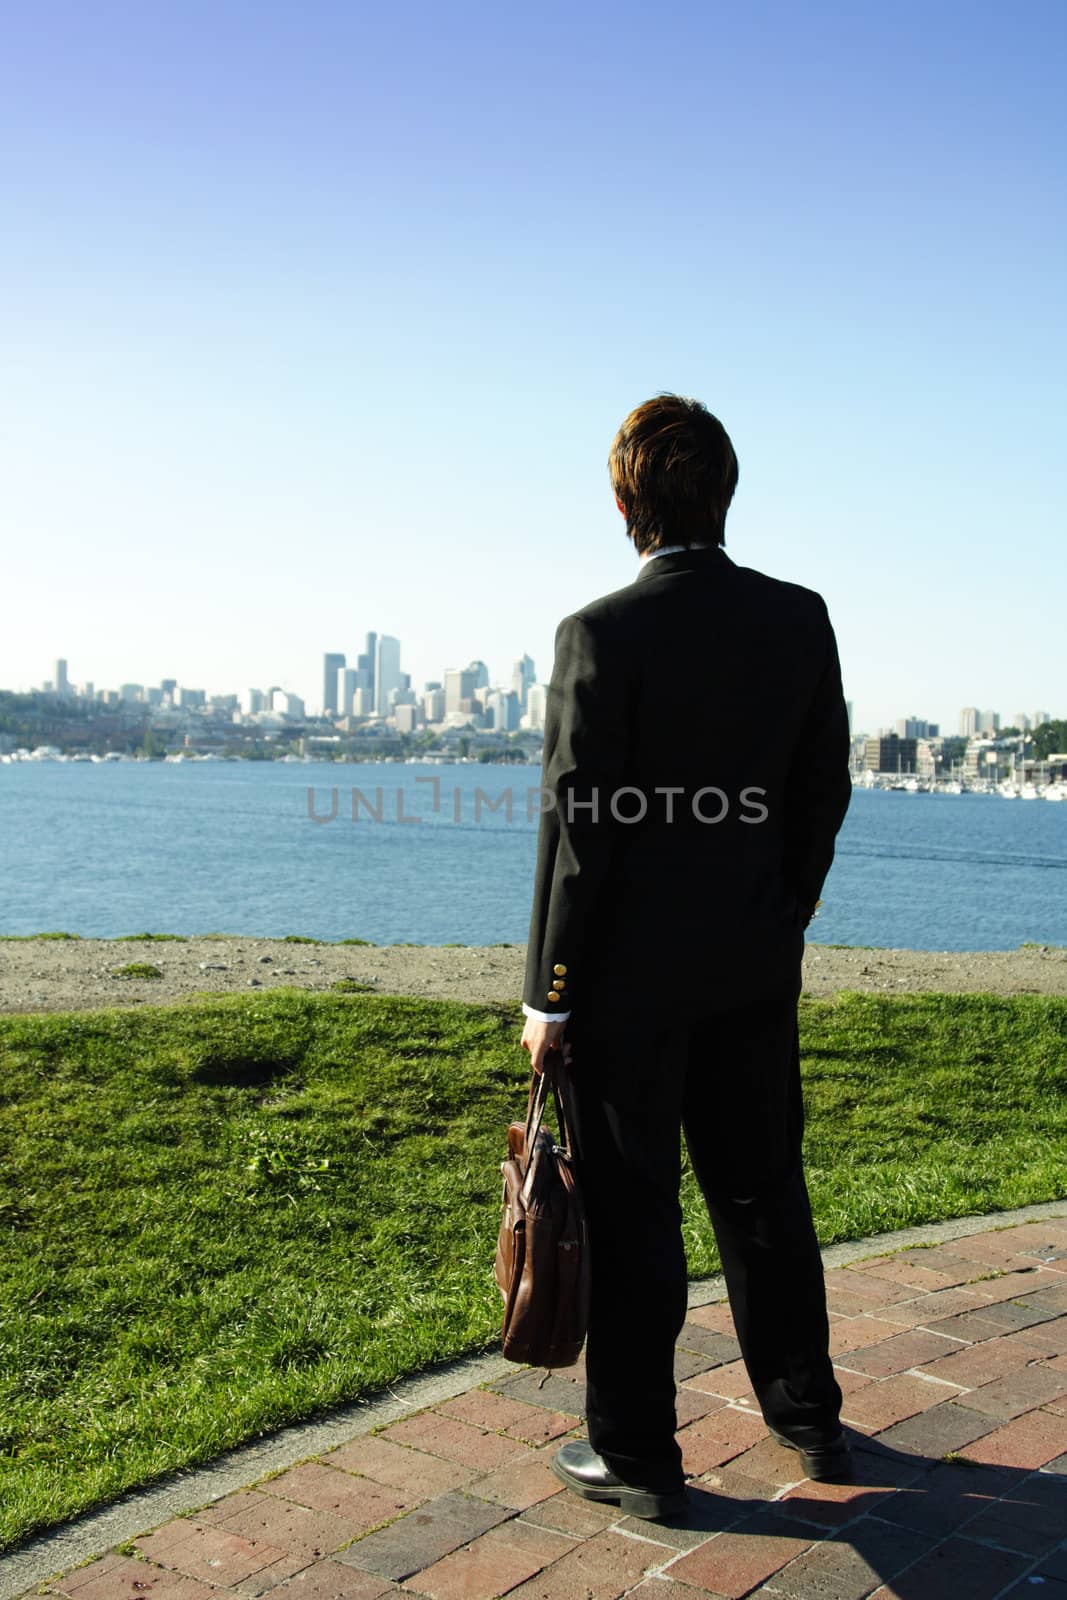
522;1052;577;1161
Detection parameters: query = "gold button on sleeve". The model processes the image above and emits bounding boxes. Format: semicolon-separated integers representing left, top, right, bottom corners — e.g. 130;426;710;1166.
547;990;560;1002
553;963;567;976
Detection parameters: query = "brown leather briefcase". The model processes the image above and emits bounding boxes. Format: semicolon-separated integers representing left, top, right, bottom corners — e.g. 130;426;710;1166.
494;1057;589;1368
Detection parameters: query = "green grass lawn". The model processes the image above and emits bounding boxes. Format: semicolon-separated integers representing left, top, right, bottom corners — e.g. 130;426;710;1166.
1;988;1065;1550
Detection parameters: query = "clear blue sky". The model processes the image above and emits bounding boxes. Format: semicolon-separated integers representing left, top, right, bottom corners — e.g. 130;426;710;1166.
2;0;1063;733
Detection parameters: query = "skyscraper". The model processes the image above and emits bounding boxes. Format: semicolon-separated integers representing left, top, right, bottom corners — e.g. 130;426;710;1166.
54;658;70;696
423;687;446;722
524;683;548;730
374;635;402;716
445;667;477;714
511;654;536;711
363;632;378;709
322;653;345;716
488;690;520;732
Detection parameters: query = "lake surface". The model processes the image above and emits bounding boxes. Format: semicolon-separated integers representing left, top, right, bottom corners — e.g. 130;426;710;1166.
1;761;1065;950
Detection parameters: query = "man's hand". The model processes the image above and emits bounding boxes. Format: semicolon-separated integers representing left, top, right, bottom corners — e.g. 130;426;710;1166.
521;1015;572;1077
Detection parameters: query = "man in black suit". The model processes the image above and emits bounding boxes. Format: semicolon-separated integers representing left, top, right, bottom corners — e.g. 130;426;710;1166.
519;394;852;1521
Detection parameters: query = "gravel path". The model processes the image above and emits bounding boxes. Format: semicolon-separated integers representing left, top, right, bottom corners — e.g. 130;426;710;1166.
0;937;1064;1013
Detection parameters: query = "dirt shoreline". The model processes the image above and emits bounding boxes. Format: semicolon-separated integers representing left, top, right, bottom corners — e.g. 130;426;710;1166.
0;937;1064;1014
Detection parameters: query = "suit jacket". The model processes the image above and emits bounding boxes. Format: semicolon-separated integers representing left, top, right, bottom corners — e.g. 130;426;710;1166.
522;543;852;1020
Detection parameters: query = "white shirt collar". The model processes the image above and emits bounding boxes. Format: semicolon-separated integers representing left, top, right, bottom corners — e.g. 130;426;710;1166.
641;542;713;562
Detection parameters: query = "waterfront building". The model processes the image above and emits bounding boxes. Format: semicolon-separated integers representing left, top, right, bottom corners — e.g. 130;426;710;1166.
864;734;918;774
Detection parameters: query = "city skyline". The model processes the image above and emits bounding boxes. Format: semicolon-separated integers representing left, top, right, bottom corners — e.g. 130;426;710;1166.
1;3;1063;739
18;652;1062;745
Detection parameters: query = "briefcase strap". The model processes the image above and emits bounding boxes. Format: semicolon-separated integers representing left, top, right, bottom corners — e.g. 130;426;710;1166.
522;1057;577;1159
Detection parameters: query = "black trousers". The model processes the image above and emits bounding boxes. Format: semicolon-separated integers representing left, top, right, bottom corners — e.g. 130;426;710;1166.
561;967;842;1492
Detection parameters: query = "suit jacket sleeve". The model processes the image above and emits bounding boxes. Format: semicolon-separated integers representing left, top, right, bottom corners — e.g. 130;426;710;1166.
783;597;852;921
523;610;630;1016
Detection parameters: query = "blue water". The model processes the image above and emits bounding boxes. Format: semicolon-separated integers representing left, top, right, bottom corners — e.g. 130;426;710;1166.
1;761;1065;949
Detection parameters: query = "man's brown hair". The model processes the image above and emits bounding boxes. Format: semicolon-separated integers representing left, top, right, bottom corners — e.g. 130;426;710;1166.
608;393;738;555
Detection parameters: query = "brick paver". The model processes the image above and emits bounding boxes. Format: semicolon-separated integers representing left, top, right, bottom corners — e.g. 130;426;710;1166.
502;1527;674;1598
18;1215;1067;1600
765;1516;930;1599
403;1518;576;1599
865;1534;1033;1598
665;1511;814;1596
840;1372;960;1432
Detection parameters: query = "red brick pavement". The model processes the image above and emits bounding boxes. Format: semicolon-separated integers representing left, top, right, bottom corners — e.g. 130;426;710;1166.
24;1217;1067;1600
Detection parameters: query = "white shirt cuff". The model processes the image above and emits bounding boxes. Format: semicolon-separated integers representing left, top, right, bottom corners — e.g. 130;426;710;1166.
522;1001;572;1023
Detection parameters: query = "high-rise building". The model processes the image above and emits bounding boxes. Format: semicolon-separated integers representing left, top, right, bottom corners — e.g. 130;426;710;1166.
374;635;402;715
523;683;548;731
423;687;446;722
54;658;70;696
469;659;490;691
486;690;520;732
1034;710;1051;729
959;706;979;737
845;700;853;735
445;667;478;714
977;709;1000;735
339;668;358;717
1012;713;1032;732
511;655;536;711
269;689;304;717
364;632;378;708
896;717;939;739
322;653;345;716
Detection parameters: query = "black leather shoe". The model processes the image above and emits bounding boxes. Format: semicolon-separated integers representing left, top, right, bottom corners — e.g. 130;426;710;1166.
768;1425;853;1482
550;1440;689;1520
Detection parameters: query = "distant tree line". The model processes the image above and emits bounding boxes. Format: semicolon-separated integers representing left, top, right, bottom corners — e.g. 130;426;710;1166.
1033;720;1067;760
